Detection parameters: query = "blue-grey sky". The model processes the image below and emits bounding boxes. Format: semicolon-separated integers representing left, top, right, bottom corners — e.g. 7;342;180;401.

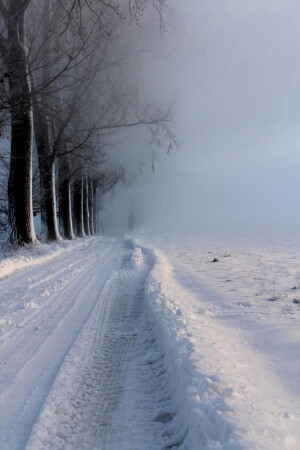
101;0;300;234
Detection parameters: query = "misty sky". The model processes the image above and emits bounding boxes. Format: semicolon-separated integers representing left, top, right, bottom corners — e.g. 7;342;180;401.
101;0;300;234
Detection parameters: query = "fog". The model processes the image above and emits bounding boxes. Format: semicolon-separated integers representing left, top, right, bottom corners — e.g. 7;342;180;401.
101;0;300;235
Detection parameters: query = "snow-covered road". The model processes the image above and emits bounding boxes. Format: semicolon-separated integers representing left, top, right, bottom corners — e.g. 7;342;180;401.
0;238;121;449
0;238;187;450
1;232;300;449
26;241;186;450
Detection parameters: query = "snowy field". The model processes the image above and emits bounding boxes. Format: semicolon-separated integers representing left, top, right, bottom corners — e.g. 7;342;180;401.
0;229;299;449
140;227;300;449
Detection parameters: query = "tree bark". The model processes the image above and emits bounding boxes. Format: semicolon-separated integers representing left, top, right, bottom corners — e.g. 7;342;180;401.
34;108;60;241
58;157;74;240
83;174;90;236
32;0;60;242
59;179;74;240
92;181;98;235
7;11;36;245
73;176;85;237
88;179;94;235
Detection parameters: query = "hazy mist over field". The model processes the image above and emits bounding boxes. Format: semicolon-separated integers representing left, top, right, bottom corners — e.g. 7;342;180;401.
101;0;300;235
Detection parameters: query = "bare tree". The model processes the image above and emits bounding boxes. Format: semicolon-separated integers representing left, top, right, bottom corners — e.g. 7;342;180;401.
0;1;36;245
0;0;174;245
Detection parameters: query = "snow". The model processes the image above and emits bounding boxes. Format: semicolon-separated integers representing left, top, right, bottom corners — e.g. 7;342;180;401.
0;229;299;449
0;237;121;449
26;239;187;449
141;228;300;449
0;238;85;281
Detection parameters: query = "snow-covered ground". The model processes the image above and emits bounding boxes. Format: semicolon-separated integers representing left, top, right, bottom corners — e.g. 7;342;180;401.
0;237;121;449
0;229;299;449
140;227;300;449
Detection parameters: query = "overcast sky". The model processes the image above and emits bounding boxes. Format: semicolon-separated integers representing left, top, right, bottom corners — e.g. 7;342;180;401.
101;0;300;235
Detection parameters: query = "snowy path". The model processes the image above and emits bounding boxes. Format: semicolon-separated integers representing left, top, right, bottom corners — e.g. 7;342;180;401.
27;243;186;449
0;238;187;450
0;238;121;449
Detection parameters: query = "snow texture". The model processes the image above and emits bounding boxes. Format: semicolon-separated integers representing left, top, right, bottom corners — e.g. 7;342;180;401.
0;229;299;449
141;229;300;449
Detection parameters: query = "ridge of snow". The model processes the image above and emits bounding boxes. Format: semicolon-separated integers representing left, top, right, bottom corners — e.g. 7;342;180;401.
0;237;98;281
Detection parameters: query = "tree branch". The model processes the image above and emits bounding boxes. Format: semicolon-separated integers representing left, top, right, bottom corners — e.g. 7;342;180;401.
0;0;10;24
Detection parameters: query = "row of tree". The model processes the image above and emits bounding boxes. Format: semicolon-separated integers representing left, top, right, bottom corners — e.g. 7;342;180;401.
0;0;175;246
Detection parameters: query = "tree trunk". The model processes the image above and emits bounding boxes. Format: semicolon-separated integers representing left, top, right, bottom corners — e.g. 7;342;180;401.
32;0;60;242
92;181;98;235
59;179;74;240
34;108;60;241
7;14;36;245
83;175;90;236
73;177;85;237
88;179;94;235
58;157;74;240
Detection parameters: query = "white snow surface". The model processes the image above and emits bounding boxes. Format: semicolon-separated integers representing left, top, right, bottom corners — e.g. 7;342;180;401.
140;228;300;449
0;237;122;449
0;229;299;449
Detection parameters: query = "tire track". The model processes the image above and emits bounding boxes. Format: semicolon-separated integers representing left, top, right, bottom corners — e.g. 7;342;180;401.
0;239;121;450
27;245;188;450
0;240;114;356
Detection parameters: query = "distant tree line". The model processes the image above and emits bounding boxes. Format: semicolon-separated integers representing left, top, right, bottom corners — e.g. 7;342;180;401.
0;0;175;245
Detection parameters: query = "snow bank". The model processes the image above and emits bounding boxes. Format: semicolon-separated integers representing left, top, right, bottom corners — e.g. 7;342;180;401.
145;249;236;449
0;237;96;281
